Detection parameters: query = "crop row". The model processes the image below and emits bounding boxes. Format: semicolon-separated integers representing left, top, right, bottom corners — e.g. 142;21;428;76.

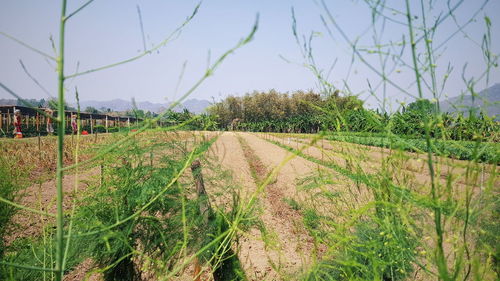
325;134;499;163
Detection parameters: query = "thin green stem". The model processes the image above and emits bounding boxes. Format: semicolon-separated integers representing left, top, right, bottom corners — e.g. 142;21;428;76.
405;1;448;280
65;0;95;21
0;196;55;217
55;1;67;280
0;31;57;61
65;3;201;79
419;0;439;112
0;261;57;272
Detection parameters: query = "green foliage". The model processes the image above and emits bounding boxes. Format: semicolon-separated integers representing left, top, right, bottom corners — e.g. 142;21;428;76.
477;197;500;276
93;125;106;133
2;235;88;281
283;197;301;211
327;133;499;163
208;89;364;133
308;218;417;281
207;94;499;144
69;140;207;279
84;106;100;114
0;158;19;261
344;108;384;133
302;209;321;233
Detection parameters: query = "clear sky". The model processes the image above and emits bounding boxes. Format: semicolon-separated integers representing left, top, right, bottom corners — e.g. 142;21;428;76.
1;0;499;111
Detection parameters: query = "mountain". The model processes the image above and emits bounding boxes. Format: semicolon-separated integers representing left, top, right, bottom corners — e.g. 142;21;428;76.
439;83;500;119
181;99;211;114
75;98;211;114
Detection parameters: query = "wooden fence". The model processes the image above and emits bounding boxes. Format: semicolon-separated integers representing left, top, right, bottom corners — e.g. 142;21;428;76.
0;105;142;135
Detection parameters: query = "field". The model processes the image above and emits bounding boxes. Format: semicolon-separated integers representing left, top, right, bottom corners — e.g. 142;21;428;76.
1;129;498;280
1;1;499;280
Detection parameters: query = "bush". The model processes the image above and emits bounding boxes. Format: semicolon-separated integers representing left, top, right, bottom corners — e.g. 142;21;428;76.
345;108;384;133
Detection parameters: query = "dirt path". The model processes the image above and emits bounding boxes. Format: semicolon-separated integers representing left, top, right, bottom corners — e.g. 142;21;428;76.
235;132;342;279
205;132;280;280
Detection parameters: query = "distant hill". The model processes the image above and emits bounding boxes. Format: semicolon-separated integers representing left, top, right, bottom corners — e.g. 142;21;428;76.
439;83;500;119
0;98;211;114
75;98;211;114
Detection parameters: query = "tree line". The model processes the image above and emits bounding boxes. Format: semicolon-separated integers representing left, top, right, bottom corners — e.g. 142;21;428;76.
206;90;499;142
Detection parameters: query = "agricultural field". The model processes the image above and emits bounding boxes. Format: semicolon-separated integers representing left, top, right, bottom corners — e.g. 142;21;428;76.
1;129;498;280
1;0;500;280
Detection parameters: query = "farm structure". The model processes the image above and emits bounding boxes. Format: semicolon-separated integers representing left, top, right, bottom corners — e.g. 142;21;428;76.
0;105;142;135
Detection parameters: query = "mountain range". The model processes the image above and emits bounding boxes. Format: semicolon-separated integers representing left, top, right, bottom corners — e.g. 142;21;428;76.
0;98;212;114
75;98;212;114
439;83;500;119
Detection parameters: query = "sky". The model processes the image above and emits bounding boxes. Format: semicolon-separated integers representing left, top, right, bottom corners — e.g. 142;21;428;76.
1;0;499;111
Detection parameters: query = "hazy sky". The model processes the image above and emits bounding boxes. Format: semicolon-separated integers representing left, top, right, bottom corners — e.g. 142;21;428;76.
1;0;499;110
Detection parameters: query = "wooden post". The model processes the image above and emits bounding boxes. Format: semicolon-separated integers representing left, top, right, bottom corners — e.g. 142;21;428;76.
36;112;39;132
191;160;211;222
90;114;94;134
191;159;212;281
100;162;104;186
105;115;108;133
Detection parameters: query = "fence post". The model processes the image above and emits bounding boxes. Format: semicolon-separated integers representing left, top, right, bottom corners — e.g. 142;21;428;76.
100;162;104;186
190;159;212;281
191;160;211;222
90;114;94;134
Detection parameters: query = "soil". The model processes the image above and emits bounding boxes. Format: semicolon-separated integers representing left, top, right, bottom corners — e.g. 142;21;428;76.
209;132;355;280
6;167;100;245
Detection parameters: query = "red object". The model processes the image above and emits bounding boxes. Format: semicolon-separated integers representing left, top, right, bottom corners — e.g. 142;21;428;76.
131;129;137;132
82;130;89;135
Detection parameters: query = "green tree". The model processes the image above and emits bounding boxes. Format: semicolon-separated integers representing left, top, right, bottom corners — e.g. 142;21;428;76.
84;106;100;114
